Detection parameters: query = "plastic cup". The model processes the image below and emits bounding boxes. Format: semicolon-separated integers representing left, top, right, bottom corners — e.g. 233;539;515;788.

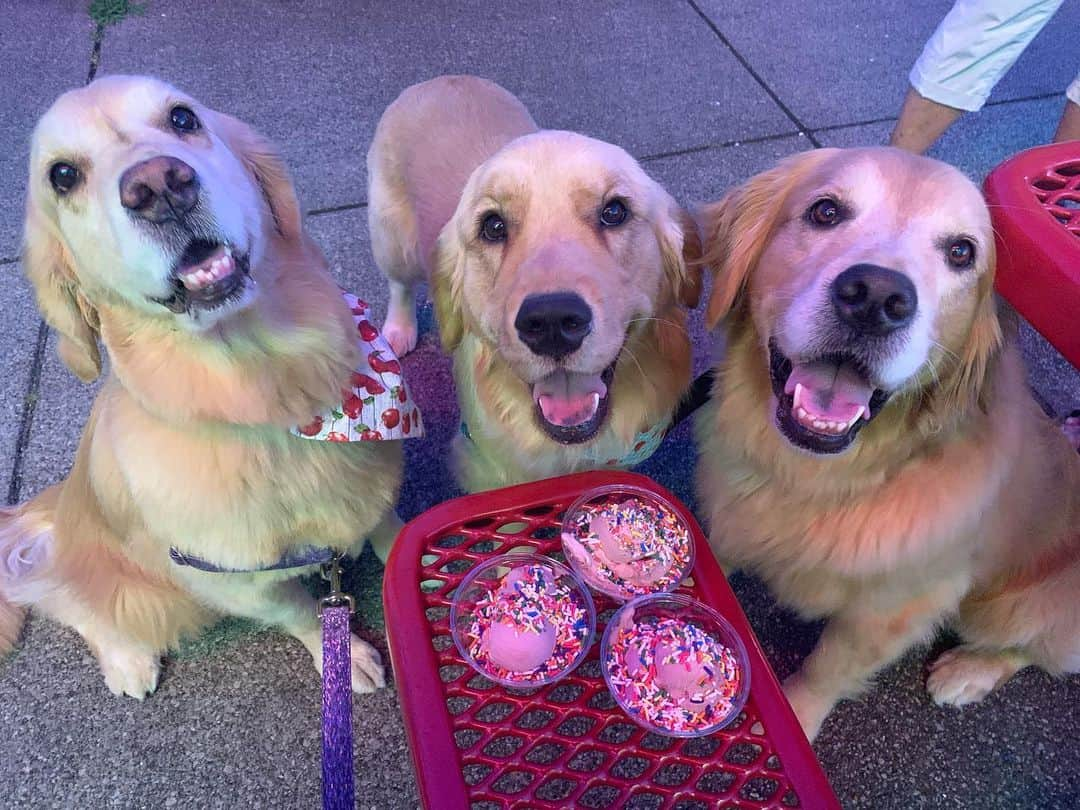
600;593;750;737
450;552;596;688
561;484;694;602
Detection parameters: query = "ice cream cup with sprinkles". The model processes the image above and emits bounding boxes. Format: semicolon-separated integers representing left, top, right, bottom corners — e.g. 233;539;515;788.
561;485;694;602
451;553;596;688
601;593;751;737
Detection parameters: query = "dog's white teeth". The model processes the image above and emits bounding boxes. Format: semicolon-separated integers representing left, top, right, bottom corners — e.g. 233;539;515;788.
793;383;805;411
854;405;867;424
223;244;233;257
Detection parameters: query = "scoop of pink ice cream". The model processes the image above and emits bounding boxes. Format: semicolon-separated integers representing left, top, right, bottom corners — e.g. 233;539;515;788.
484;617;557;672
654;640;709;698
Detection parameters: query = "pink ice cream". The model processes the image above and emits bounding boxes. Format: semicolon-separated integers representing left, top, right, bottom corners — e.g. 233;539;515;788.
484;617;557;672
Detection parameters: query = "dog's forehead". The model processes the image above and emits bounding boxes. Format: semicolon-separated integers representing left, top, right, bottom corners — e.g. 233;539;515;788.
802;149;989;234
34;76;197;156
481;131;646;203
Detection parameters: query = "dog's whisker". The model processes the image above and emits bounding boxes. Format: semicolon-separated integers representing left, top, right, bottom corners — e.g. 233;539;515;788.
626;316;690;336
618;343;649;381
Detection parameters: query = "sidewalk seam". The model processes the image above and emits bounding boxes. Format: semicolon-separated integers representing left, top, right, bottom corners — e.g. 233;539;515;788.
6;21;105;505
686;0;822;148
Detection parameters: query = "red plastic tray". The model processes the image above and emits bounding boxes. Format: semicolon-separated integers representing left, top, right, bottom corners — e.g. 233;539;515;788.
384;471;839;809
984;141;1080;369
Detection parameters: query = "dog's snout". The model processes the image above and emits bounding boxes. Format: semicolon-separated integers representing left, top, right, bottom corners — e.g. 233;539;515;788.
514;292;593;359
831;264;917;336
119;156;200;223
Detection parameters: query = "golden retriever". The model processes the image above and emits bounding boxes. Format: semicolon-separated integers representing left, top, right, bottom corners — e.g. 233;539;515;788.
695;146;1080;740
367;75;700;491
0;76;403;697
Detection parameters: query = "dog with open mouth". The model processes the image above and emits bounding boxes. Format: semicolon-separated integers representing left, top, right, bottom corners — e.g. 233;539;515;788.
368;75;701;491
695;147;1080;741
0;76;406;698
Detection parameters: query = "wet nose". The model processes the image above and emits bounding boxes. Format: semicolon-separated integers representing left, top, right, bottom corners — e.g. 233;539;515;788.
118;156;200;223
514;292;593;359
831;264;917;336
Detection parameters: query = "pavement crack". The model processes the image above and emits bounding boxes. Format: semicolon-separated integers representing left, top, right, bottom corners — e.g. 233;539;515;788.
7;6;112;504
638;130;810;162
685;0;822;149
307;201;369;217
7;321;49;505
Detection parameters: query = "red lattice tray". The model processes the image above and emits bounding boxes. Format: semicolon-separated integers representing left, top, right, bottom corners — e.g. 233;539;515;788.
984;141;1080;369
383;471;839;809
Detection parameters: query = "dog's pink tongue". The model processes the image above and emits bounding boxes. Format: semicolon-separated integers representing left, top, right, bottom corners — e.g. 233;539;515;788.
784;360;872;425
533;370;606;427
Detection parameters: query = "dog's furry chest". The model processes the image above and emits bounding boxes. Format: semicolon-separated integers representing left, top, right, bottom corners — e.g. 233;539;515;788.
90;382;402;569
696;403;1004;597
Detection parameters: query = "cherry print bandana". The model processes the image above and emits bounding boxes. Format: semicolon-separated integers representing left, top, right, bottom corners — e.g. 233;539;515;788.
291;292;423;443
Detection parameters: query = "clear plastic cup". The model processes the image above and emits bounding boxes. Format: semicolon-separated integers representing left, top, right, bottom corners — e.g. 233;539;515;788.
601;593;751;737
561;484;694;602
450;553;596;688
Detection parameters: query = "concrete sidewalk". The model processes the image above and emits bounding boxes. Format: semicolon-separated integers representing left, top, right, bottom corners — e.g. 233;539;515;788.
2;1;1079;807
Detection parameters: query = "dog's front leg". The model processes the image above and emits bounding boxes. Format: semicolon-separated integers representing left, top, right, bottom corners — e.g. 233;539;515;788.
783;577;965;740
367;510;404;564
180;573;385;693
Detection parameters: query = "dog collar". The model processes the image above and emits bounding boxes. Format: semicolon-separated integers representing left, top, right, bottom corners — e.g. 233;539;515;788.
291;291;423;442
459;417;669;468
169;544;337;573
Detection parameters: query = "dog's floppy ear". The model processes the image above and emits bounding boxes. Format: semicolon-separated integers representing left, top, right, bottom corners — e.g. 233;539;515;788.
698;149;835;329
210;111;302;241
22;202;101;382
431;226;465;352
655;200;703;309
941;250;1003;415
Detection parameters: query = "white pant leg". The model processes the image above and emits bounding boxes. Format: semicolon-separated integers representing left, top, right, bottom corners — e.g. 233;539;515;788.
1068;72;1080;106
909;0;1065;111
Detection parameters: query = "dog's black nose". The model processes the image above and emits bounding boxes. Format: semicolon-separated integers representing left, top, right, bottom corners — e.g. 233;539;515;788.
514;292;592;359
119;156;200;223
831;264;917;336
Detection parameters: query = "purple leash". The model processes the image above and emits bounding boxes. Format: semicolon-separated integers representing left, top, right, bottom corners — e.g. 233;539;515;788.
320;555;355;810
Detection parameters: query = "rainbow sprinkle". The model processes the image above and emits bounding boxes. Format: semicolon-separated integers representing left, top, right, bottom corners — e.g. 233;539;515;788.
562;493;692;600
464;563;590;685
605;616;742;735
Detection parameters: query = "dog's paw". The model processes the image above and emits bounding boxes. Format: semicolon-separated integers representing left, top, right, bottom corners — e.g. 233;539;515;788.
783;674;833;742
348;634;386;693
382;316;418;357
926;647;1022;707
1064;411;1080;453
99;646;161;700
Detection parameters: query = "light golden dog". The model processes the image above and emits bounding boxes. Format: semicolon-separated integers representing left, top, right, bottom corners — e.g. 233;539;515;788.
695;146;1080;740
368;75;700;491
0;76;402;697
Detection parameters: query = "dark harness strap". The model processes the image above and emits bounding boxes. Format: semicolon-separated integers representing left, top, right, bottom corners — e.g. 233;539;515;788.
669;368;716;431
169;544;338;573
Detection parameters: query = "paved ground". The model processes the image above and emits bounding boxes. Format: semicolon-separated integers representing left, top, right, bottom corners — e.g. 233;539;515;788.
2;1;1079;808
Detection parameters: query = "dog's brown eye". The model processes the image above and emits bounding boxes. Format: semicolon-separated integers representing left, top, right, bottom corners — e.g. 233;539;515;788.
48;162;80;194
480;212;506;242
169;105;200;133
947;238;976;269
807;197;843;226
599;198;629;227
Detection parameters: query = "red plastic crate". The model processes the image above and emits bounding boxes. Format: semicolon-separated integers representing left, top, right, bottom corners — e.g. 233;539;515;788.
984;141;1080;369
383;471;839;809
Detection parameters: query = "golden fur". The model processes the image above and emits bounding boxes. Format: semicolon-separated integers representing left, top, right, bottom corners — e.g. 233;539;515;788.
0;76;402;697
368;76;700;491
695;147;1080;739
